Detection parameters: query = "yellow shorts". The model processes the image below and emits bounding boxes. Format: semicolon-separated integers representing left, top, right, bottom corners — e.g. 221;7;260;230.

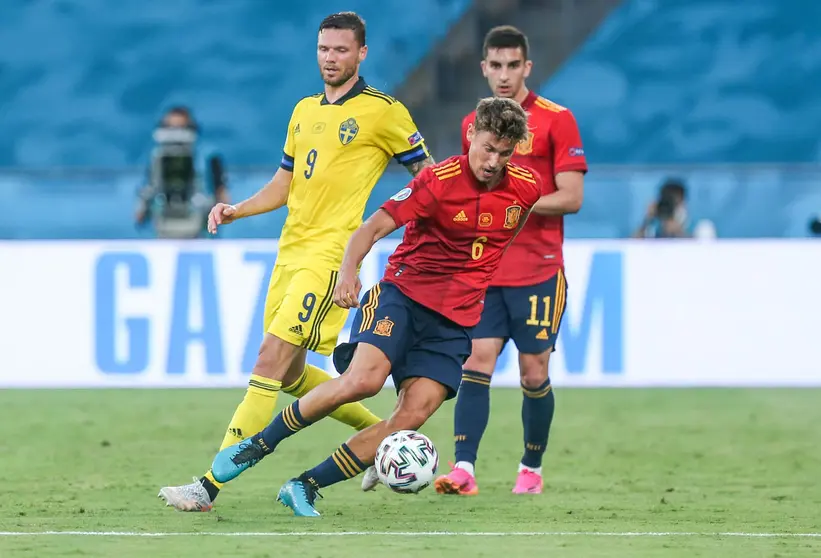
264;263;347;356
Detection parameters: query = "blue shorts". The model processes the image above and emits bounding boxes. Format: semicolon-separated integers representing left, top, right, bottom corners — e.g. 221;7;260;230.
332;281;472;400
473;270;567;355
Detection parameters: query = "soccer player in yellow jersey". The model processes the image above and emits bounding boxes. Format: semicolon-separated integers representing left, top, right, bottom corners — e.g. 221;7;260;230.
158;12;433;512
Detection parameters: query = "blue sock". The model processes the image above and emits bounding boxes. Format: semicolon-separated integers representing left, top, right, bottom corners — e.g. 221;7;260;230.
454;369;491;465
299;443;367;488
521;378;555;468
257;401;312;452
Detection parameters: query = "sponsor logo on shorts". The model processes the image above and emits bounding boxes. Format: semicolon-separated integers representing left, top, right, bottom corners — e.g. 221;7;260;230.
289;324;304;336
536;328;549;340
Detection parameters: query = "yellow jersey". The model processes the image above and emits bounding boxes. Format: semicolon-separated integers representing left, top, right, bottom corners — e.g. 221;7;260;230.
276;77;429;267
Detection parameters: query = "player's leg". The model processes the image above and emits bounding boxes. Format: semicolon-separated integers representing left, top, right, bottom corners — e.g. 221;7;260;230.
159;264;305;511
210;282;409;483
507;270;567;494
434;287;509;495
160;266;377;510
279;376;450;516
272;266;380;437
283;363;381;431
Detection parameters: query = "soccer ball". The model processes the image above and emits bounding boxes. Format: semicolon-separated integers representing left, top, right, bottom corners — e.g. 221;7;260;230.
374;430;439;494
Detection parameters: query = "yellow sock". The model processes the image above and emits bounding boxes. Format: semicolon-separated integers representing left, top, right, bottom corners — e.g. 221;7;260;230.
284;364;381;431
203;374;282;489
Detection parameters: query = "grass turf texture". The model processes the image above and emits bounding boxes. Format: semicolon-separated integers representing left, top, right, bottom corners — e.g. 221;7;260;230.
1;388;819;557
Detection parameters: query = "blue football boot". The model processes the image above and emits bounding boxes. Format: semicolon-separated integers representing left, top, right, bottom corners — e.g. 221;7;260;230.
277;478;322;517
211;437;268;483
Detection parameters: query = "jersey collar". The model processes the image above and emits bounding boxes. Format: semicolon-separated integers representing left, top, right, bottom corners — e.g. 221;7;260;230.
320;76;368;105
520;89;538;111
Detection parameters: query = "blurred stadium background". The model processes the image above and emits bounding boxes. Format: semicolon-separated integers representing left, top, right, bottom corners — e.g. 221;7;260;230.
2;1;820;555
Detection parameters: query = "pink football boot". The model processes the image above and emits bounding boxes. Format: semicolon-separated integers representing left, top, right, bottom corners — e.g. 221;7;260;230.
434;463;479;495
512;469;543;494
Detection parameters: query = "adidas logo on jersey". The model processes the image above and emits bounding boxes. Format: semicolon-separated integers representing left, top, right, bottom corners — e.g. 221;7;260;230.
536;328;549;340
289;324;304;336
453;210;468;222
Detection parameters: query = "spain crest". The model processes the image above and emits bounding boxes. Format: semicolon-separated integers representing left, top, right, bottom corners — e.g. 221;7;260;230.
339;117;359;145
504;205;523;229
374;318;394;337
516;131;535;155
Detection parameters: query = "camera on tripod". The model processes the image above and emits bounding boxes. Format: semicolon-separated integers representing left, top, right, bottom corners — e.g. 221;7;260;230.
137;107;220;239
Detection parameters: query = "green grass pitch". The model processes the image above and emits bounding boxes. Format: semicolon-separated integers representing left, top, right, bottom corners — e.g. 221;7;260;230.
1;388;820;556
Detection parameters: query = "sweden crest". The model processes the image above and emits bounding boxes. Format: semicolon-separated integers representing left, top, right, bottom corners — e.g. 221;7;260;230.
339;118;359;145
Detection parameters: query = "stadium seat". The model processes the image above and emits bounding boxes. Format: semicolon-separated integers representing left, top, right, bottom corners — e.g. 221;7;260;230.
540;0;821;164
0;0;470;167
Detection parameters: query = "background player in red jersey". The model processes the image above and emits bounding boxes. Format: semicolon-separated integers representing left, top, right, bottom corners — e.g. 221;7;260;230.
208;97;541;516
435;26;588;496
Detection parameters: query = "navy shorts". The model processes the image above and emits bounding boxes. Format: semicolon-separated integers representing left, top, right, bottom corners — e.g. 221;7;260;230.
473;270;567;355
333;281;472;400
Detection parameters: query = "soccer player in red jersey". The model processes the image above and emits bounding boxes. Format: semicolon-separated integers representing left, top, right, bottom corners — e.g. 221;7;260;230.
435;26;588;496
209;97;541;516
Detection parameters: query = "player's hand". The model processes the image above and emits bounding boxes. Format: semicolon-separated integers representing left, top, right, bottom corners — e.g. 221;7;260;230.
333;274;362;309
207;203;238;234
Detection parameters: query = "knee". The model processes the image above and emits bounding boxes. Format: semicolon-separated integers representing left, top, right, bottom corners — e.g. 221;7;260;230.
388;381;445;431
340;363;387;401
519;353;550;389
253;335;298;379
389;405;431;432
463;339;502;375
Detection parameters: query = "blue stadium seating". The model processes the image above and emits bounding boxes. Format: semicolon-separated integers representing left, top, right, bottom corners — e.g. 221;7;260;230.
0;0;470;167
541;0;821;164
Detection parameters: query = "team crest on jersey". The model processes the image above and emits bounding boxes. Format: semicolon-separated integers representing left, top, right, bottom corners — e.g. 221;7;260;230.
504;205;523;229
516;132;535;155
479;213;493;227
339;118;359;145
374;318;394;337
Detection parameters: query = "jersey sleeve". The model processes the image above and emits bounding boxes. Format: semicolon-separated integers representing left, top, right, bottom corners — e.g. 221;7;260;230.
551;109;588;174
460;114;473;155
279;103;299;172
380;168;439;227
376;101;430;167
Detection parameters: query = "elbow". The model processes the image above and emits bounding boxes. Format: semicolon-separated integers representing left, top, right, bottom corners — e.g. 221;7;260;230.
567;197;583;215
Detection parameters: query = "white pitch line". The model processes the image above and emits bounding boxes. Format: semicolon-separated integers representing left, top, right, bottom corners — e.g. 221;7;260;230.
0;531;820;538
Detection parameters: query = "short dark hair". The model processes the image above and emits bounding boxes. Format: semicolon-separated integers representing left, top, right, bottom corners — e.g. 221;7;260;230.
473;97;529;144
319;12;366;46
162;105;197;130
483;25;529;59
661;178;687;199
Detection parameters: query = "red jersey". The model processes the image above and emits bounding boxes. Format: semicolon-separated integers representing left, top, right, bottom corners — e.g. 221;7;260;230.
461;91;588;286
380;156;542;327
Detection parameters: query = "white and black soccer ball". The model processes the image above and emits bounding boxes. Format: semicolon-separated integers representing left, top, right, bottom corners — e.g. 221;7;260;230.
374;430;439;494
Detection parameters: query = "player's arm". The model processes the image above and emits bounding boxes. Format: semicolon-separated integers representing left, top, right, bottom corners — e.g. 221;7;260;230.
335;171;437;308
531;171;584;216
334;209;400;307
234;167;292;217
208;105;299;233
532;109;588;216
405;154;436;177
377;101;435;177
207;167;291;233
